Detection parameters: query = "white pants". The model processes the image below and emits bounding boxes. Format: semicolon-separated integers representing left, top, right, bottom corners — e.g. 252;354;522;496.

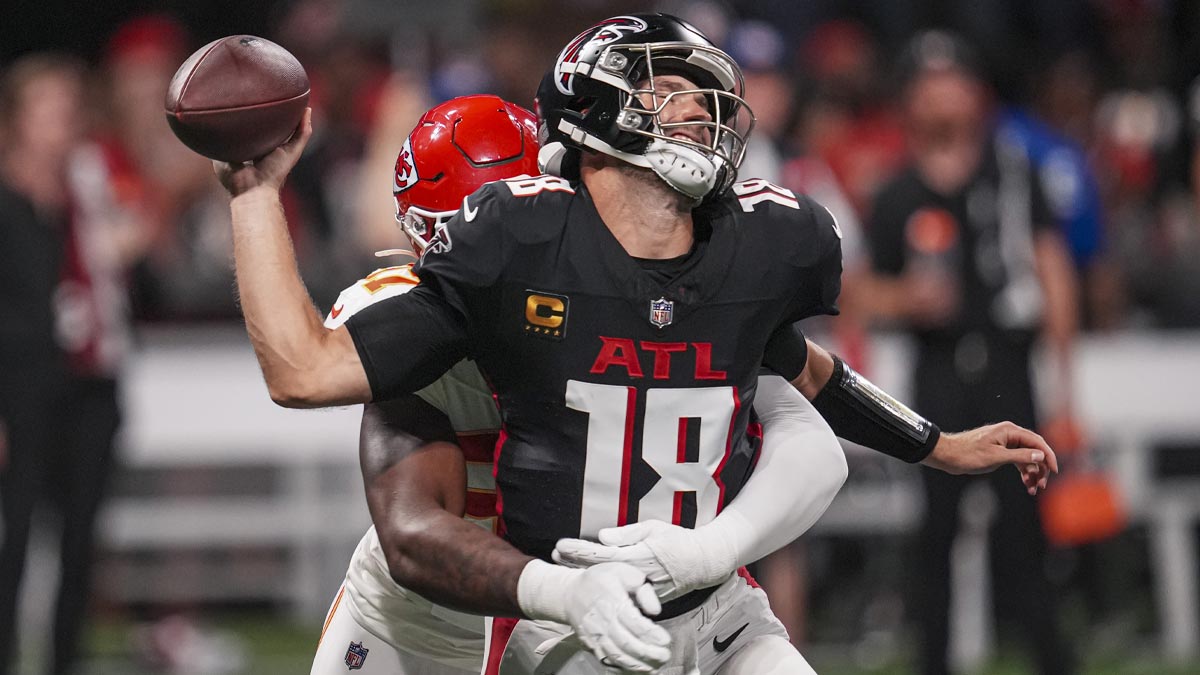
311;585;479;675
483;573;816;675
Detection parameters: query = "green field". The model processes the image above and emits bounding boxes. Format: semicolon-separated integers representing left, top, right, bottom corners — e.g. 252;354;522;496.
10;613;1196;675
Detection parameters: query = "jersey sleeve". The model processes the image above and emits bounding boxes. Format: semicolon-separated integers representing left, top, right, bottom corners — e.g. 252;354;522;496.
411;180;512;326
348;181;506;401
345;283;472;402
781;195;843;323
762;323;808;381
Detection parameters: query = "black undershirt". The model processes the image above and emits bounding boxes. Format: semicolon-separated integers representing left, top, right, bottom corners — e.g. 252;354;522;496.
632;238;707;285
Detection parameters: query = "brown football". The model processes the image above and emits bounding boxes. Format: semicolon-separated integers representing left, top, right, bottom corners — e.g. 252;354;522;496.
165;35;309;163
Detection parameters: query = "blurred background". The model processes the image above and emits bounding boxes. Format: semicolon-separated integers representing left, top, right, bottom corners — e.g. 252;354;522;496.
2;0;1200;673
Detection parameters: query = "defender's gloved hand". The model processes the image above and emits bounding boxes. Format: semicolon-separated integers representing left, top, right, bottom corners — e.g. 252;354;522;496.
517;559;671;672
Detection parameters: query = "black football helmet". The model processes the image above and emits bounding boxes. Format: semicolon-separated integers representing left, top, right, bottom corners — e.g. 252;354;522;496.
535;13;754;202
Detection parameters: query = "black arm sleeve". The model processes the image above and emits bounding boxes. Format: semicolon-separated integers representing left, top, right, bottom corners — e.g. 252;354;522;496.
346;284;471;402
813;354;940;463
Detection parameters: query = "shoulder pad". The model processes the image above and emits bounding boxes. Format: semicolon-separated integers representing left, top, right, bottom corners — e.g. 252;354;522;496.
718;180;842;268
459;175;574;245
415;178;574;290
324;264;420;328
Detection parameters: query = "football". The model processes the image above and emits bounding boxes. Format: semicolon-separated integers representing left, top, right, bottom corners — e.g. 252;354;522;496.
165;35;309;163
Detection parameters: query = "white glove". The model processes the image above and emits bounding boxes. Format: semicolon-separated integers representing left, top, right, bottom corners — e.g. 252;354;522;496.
517;559;671;672
554;520;736;602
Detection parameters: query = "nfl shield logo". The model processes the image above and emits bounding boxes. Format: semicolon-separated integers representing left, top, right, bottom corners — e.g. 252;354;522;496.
650;297;674;328
345;641;369;670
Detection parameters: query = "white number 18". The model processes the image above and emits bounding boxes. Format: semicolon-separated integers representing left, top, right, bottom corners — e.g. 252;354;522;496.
565;380;738;537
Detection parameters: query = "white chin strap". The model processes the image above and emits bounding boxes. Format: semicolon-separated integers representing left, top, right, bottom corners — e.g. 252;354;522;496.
538;142;571;177
547;120;722;201
644;138;720;202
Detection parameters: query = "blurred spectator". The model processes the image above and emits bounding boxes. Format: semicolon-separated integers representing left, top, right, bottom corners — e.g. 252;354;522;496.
858;32;1079;675
655;0;733;48
0;52;146;674
1138;75;1200;328
1028;50;1127;330
353;72;431;256
997;106;1112;330
1093;85;1182;327
1088;0;1191;329
793;20;907;220
95;15;232;320
726;19;790;183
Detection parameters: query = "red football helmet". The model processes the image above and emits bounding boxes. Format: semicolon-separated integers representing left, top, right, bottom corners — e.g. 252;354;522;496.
394;95;540;253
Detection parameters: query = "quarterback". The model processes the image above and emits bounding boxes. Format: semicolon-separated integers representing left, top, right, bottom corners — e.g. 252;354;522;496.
216;13;1056;673
308;95;845;674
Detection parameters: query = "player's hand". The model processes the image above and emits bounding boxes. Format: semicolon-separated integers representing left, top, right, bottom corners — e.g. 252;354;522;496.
213;107;312;197
554;520;734;602
922;421;1059;495
517;559;670;672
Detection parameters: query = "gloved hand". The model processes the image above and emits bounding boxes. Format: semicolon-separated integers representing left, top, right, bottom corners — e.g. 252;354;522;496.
554;519;738;602
517;559;671;672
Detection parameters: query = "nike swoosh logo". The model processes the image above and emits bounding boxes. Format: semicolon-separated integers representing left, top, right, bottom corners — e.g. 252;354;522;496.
330;304;345;319
462;196;479;222
713;622;749;653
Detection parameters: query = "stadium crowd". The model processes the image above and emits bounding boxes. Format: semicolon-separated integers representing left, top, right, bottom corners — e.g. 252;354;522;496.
4;0;1200;331
3;0;1200;673
5;0;1200;330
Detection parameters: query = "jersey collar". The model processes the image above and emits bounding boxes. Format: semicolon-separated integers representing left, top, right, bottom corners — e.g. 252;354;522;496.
573;183;738;328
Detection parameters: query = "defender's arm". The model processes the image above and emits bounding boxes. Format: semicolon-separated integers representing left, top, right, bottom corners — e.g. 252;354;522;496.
360;397;532;615
361;397;671;670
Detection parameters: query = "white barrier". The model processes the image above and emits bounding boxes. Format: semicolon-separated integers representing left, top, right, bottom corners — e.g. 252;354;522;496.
100;327;1200;655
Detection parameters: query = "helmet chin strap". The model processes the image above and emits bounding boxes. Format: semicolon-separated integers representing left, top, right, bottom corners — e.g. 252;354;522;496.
538;141;572;178
644;138;720;202
544;120;723;201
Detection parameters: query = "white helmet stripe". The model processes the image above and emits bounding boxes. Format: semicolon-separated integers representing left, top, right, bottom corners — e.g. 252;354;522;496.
685;50;736;90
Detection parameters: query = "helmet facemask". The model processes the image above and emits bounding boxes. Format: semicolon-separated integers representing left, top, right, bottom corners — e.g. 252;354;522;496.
577;41;754;201
397;204;458;255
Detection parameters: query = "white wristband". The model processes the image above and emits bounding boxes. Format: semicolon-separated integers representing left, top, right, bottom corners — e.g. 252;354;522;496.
516;559;575;623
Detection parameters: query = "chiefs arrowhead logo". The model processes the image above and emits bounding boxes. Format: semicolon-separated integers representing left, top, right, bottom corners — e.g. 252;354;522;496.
555;16;648;95
393;138;419;193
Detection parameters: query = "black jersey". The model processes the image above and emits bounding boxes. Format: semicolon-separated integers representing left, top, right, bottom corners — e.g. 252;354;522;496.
348;175;841;564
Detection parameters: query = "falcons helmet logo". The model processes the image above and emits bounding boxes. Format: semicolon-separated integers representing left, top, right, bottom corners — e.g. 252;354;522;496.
554;16;648;95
